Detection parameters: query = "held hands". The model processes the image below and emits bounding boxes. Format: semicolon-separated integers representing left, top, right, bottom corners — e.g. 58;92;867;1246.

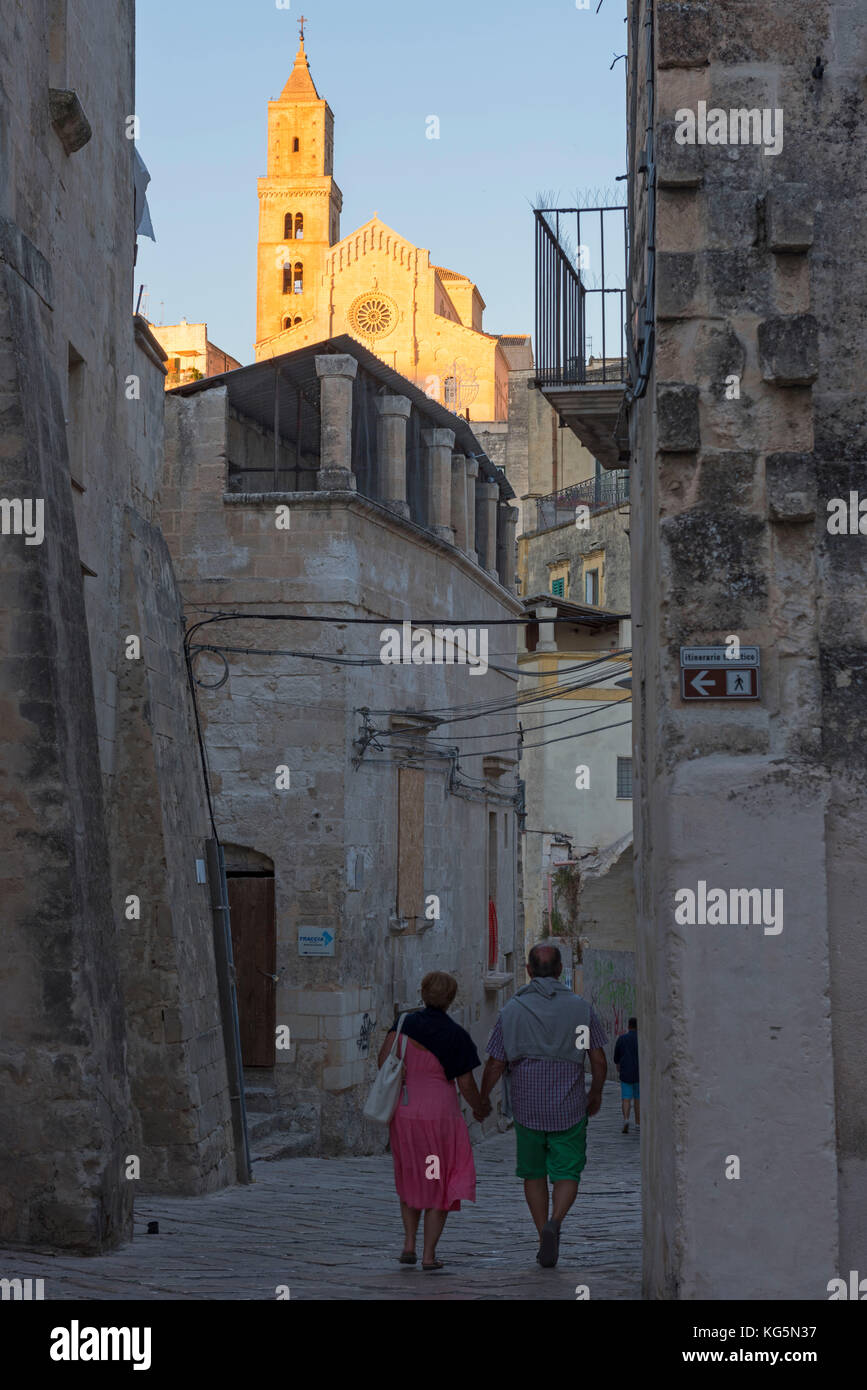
473;1098;492;1123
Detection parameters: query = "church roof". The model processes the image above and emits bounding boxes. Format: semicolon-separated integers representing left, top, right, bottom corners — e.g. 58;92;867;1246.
280;39;320;99
432;265;472;283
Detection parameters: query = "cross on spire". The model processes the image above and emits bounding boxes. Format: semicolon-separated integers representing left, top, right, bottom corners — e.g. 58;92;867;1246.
299;15;308;42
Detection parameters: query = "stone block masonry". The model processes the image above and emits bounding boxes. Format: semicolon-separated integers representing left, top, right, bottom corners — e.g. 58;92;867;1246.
111;512;236;1195
627;0;867;1297
164;354;522;1158
0;0;238;1250
0;147;132;1252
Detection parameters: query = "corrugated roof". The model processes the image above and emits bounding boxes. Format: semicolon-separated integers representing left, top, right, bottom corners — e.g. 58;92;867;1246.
170;334;514;499
522;593;628;626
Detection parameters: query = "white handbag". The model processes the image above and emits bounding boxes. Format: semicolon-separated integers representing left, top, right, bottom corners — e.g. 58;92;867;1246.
363;1013;409;1124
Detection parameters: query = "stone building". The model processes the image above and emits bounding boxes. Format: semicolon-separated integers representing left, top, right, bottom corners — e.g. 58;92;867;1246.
164;336;522;1155
477;368;600;539
253;38;526;422
0;0;237;1251
482;336;634;1011
517;596;633;1052
150;318;242;389
621;0;866;1299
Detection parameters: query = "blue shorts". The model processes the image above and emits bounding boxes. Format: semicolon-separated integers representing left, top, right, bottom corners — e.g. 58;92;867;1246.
620;1082;640;1100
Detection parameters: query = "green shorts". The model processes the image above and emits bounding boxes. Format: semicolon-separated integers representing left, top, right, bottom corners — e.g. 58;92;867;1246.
514;1117;588;1182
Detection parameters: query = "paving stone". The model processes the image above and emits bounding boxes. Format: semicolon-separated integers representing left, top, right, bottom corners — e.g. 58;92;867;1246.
0;1087;640;1301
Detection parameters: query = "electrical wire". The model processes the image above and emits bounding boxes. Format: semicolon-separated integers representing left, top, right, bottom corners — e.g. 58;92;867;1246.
184;613;633;768
185;607;619;628
188;636;631;723
419;696;628;744
459;715;632;759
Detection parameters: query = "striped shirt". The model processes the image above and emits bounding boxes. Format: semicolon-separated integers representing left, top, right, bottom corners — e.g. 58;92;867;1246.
486;1008;608;1132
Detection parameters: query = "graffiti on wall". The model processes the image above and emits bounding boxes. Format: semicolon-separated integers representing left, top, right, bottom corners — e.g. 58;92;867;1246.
583;950;636;1049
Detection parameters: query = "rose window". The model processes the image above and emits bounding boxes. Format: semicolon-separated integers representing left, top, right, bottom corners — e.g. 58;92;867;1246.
349;292;397;340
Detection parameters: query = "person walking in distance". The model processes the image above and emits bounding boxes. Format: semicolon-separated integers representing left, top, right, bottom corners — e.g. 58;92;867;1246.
614;1017;639;1134
479;944;607;1268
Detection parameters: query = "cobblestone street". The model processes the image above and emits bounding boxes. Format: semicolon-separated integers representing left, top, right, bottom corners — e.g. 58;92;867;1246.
1;1087;640;1301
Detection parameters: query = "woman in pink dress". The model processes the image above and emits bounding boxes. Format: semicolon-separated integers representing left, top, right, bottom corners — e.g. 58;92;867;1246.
378;971;491;1271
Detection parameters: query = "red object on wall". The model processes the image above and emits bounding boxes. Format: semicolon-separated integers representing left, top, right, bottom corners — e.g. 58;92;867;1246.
488;898;499;969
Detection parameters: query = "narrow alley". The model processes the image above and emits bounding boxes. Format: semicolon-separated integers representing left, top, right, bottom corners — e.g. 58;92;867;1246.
1;1092;639;1301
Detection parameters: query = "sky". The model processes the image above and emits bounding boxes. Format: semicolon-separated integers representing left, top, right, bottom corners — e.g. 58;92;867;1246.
135;0;627;364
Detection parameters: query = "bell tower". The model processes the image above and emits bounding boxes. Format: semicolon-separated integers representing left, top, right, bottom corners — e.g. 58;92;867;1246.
255;25;342;355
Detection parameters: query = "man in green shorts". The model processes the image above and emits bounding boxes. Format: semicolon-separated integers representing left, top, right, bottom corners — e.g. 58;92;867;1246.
480;944;608;1267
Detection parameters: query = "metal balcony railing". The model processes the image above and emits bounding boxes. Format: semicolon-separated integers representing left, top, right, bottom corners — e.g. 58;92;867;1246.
536;471;630;533
534;206;628;387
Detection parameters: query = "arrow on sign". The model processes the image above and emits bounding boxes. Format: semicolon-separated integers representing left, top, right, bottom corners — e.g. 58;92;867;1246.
322;930;333;944
689;669;714;696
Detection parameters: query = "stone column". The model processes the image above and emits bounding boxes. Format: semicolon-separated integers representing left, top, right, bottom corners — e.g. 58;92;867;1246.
478;480;499;575
315;354;357;490
465;456;479;562
535;604;559;653
375;395;412;519
498;502;518;589
422;427;455;542
450;453;469;551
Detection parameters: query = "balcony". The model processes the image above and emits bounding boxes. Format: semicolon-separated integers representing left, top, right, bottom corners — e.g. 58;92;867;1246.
534;205;630;469
536;471;630;533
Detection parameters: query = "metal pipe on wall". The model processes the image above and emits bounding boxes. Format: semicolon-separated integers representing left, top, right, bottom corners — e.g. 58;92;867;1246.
205;837;252;1184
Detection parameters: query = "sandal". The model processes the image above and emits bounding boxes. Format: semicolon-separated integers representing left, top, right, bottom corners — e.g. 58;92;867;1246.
422;1259;444;1271
397;1252;417;1264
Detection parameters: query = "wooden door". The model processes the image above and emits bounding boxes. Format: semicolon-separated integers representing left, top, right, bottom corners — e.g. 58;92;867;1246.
227;874;276;1067
397;766;425;925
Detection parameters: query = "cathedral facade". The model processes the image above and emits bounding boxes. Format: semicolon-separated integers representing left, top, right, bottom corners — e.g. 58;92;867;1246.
254;39;516;421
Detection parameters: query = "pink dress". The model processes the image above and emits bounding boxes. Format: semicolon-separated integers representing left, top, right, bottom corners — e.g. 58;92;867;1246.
389;1040;477;1212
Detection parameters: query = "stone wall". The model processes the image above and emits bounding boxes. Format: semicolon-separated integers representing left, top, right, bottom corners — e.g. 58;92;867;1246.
0;212;133;1252
163;380;523;1154
580;947;637;1062
628;0;865;1297
519;504;632;612
476;373;598;537
0;0;235;1246
0;0;138;1251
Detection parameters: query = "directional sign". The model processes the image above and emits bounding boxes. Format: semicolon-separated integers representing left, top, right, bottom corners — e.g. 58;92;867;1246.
681;666;760;700
680;646;760;667
298;926;335;956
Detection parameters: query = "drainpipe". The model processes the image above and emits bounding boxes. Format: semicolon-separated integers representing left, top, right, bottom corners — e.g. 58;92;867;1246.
205;837;252;1184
